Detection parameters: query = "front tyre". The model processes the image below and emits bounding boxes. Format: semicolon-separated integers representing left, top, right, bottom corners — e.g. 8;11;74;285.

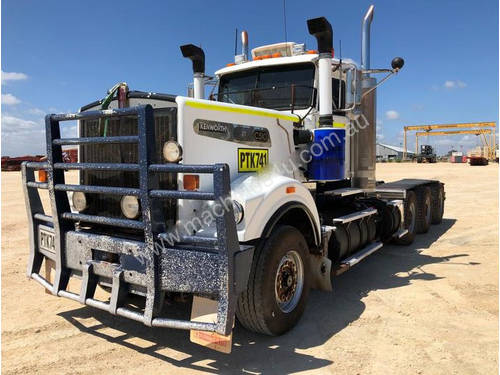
236;225;310;336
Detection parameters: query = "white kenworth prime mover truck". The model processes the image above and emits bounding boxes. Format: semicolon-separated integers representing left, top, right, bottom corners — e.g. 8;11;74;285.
23;5;444;352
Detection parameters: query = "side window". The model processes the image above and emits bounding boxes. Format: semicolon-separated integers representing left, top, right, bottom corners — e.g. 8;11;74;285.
332;78;345;110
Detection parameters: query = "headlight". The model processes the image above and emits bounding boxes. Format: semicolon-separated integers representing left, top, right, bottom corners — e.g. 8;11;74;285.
163;141;183;163
232;200;244;224
72;192;87;211
121;195;140;219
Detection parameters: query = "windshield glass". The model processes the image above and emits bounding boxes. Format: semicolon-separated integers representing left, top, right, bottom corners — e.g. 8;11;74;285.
218;63;315;110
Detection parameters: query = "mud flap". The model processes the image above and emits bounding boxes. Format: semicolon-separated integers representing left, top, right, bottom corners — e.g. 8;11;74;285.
190;296;233;353
308;255;333;291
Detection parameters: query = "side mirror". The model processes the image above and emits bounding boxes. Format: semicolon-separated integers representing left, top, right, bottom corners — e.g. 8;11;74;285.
391;57;405;71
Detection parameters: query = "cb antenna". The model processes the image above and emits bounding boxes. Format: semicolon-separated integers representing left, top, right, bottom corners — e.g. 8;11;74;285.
338;40;343;110
234;28;238;56
283;0;288;55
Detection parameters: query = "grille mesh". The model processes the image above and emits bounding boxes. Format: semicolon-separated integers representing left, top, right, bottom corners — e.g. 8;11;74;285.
79;107;177;227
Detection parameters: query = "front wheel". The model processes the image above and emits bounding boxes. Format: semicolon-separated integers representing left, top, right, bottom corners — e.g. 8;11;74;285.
236;225;310;336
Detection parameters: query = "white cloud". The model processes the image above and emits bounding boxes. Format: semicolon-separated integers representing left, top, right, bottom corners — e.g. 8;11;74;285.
443;81;454;89
1;114;46;156
1;93;21;105
28;108;46;116
385;110;400;120
2;114;42;133
443;80;467;89
1;70;28;84
1;112;77;156
376;133;385;140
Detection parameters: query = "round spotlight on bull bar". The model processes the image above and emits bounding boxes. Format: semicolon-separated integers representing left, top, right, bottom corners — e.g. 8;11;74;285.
232;200;244;224
163;140;183;163
72;192;88;212
121;195;140;219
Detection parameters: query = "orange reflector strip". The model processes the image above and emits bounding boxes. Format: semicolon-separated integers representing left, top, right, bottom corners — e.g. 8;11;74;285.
306;50;318;54
38;169;48;183
226;62;235;67
272;52;282;58
183;175;200;191
286;186;296;194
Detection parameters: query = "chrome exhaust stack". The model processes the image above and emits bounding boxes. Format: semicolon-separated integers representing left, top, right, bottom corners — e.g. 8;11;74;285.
351;5;377;191
361;5;374;71
241;31;249;61
180;44;205;99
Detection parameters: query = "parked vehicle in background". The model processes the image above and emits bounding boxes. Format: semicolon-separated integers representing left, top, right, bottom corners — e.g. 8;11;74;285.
416;145;437;163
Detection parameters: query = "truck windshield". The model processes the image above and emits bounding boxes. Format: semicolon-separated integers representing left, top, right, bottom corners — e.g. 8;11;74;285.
217;62;315;110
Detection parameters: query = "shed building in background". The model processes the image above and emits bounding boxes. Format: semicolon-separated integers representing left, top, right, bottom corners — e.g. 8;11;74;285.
376;143;414;161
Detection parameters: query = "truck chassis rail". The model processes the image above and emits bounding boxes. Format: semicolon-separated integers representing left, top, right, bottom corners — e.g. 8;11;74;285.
22;105;253;335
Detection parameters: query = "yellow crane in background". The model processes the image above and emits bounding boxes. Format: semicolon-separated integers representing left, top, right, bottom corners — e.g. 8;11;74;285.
403;122;496;160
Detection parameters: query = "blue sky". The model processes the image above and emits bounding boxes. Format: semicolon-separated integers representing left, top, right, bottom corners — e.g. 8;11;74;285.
2;0;498;156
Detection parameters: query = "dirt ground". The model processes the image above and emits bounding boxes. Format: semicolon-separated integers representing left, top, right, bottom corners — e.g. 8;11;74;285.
1;163;498;374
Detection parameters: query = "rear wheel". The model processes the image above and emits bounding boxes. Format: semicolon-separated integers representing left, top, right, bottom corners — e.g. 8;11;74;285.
395;190;417;245
379;205;395;241
391;205;401;233
236;225;310;336
416;186;432;234
431;184;445;224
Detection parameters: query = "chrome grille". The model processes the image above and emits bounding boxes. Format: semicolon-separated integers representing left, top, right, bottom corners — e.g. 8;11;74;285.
79;107;177;225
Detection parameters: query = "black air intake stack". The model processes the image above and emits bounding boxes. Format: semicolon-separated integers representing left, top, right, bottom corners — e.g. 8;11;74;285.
307;17;333;127
180;44;205;99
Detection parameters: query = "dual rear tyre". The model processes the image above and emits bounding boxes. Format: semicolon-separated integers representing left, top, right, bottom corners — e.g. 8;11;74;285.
416;186;432;234
431;184;445;224
396;183;444;245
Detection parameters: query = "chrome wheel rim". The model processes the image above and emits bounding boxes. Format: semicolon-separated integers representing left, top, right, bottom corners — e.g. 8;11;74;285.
274;250;304;313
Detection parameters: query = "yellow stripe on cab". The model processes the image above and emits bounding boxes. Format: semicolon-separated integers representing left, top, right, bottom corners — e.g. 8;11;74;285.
185;100;299;123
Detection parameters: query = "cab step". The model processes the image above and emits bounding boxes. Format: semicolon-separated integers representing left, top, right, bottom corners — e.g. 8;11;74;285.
332;208;377;224
323;187;364;197
335;241;383;275
392;228;408;239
